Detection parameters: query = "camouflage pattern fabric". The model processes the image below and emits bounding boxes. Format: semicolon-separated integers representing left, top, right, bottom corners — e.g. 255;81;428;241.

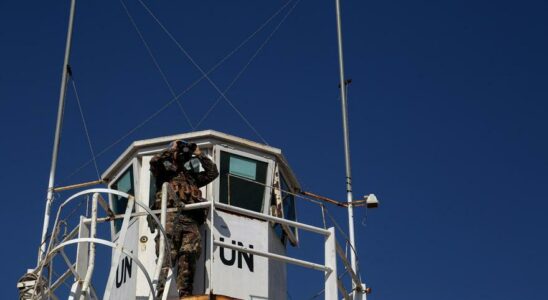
150;149;218;298
155;211;201;297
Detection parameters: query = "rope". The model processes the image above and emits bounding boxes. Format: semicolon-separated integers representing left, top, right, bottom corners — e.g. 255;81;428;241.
195;0;302;129
17;272;44;300
70;78;101;180
119;0;194;130
60;0;296;183
137;0;269;145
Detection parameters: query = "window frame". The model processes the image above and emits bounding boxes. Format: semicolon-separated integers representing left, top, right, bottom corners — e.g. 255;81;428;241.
108;158;139;239
278;168;299;246
214;145;274;215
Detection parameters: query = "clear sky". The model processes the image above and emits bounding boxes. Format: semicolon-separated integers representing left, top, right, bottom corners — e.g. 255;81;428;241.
1;0;547;299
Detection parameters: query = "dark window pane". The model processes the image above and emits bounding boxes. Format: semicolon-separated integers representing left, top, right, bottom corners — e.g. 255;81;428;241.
219;152;267;213
111;167;134;234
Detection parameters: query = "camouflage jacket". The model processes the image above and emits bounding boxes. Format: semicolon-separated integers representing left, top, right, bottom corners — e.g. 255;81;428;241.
150;148;219;193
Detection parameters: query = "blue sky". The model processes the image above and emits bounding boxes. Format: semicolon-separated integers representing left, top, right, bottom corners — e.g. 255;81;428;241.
1;0;547;299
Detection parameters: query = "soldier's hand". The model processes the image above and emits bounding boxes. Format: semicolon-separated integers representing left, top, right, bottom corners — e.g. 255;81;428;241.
171;140;181;150
194;145;202;156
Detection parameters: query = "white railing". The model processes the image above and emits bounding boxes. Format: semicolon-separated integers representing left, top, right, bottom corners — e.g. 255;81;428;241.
34;182;348;300
34;188;171;300
225;173;366;299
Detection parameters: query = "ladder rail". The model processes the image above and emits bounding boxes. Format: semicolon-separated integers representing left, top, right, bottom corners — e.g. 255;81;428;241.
151;183;169;298
36;188;174;300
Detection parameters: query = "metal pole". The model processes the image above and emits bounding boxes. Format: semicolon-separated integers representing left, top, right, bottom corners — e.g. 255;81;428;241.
334;0;360;297
38;0;77;266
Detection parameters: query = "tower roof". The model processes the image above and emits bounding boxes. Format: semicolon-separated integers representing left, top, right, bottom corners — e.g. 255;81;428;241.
101;130;300;191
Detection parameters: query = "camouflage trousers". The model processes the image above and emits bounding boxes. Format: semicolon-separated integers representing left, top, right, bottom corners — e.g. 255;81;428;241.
155;211;202;298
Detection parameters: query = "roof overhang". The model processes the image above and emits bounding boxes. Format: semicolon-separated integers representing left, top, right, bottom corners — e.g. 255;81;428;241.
101;130;301;191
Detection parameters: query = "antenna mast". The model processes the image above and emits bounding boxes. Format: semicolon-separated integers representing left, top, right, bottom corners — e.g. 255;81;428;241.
334;0;363;298
38;0;77;266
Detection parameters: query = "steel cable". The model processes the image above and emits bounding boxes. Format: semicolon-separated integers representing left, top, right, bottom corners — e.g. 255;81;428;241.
119;0;194;130
71;78;101;180
195;0;302;129
60;0;297;183
137;0;269;145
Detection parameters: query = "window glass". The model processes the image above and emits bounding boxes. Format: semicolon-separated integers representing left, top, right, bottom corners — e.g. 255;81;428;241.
111;167;134;234
229;156;257;180
219;152;267;213
280;175;297;237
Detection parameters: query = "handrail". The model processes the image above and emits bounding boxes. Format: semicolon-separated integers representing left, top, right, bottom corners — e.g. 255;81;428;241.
219;172;349;298
213;240;331;272
53;179;105;192
43;188;132;265
50;238;155;299
151;183;168;295
37;187;173;300
82;202;210;223
214;201;330;236
41;188;171;268
37;183;356;300
210;198;339;299
81;193;98;294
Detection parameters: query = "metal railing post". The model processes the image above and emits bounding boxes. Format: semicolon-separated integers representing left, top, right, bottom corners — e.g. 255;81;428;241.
103;196;135;299
81;193;98;294
209;185;216;293
325;227;338;300
152;183;168;296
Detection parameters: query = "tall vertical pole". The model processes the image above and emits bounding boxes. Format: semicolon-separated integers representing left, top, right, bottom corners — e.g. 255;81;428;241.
334;0;360;297
38;0;77;266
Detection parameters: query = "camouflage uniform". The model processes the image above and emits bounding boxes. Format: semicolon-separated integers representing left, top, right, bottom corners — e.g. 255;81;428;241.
150;148;219;298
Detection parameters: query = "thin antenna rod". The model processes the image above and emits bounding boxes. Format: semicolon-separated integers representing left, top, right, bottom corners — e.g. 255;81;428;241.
334;0;360;297
38;0;77;266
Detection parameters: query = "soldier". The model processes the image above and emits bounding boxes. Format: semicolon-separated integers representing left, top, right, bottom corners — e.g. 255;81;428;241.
149;140;219;298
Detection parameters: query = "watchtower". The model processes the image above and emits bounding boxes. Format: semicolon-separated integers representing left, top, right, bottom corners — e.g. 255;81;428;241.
101;130;305;299
25;130;341;300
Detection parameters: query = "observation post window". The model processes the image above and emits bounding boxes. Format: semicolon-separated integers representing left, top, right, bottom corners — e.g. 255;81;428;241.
280;175;297;237
274;174;298;245
219;151;268;213
111;166;135;234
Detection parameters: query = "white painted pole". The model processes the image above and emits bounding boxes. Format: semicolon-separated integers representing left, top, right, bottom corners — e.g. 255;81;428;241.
334;0;360;298
39;0;77;266
152;183;168;296
81;193;98;294
324;228;338;300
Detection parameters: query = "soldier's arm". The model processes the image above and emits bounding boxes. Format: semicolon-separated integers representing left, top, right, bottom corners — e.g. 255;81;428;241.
150;150;171;176
194;153;219;187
